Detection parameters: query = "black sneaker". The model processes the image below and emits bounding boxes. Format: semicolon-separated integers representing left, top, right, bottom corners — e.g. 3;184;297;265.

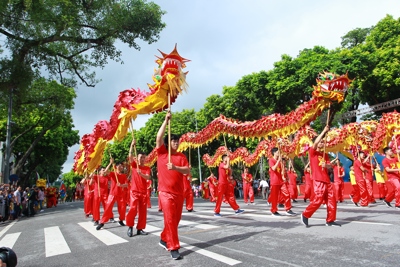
93;220;99;226
96;223;104;230
137;229;148;235
170;249;182;260
278;204;284;208
303;199;307;203
109;218;116;223
383;200;393;208
286;210;297;216
326;221;341;227
271;212;281;217
159;240;167;250
127;227;133;237
187;209;194;212
301;213;309;227
292;199;298;203
118;220;125;226
235;209;244;215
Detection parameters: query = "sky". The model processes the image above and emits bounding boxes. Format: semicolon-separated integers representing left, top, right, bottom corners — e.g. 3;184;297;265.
62;0;400;173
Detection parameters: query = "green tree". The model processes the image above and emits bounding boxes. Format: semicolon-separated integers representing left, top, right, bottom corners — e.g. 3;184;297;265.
0;0;166;96
0;78;79;185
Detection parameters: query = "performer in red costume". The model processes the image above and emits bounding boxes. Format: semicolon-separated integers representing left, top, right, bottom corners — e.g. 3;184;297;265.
353;151;370;207
303;164;314;202
363;155;376;203
332;159;345;203
382;147;400;208
214;154;244;217
183;173;194;212
96;159;128;230
242;168;254;204
301;125;340;227
126;138;152;237
146;179;152;208
268;150;296;216
46;186;58;208
83;173;94;218
374;163;387;200
156;111;190;260
287;164;298;202
91;164;111;226
207;173;218;202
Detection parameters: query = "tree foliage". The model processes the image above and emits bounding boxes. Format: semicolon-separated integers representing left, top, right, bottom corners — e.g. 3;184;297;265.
0;0;166;95
0;78;79;186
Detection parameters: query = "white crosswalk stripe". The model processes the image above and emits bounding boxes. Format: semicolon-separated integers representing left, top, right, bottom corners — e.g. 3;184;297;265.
0;232;21;248
44;226;71;257
143;224;242;266
78;221;129;245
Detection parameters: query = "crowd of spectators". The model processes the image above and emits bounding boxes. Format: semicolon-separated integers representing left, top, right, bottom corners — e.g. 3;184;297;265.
0;183;46;222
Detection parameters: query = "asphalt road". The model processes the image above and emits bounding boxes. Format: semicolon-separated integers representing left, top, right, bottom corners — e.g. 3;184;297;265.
0;196;399;267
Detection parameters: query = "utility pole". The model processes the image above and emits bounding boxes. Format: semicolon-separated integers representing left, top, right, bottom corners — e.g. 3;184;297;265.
194;117;203;183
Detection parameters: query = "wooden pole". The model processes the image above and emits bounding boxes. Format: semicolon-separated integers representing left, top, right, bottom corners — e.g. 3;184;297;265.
130;119;139;171
168;93;171;163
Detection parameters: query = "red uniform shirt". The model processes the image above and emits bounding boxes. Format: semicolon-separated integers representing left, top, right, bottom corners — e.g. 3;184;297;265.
130;161;151;193
157;144;189;195
108;172;128;196
364;162;373;181
353;159;366;182
333;166;344;182
382;157;400;179
218;163;231;185
242;173;253;185
268;158;284;186
304;170;312;184
309;147;330;183
92;175;110;197
287;170;297;185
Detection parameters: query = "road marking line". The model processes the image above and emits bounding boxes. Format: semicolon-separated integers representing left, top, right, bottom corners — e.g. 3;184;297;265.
311;218;392;226
44;226;71;257
78;222;128;246
0;222;16;239
179;219;219;229
181;242;241;266
144;224;241;265
0;232;21;248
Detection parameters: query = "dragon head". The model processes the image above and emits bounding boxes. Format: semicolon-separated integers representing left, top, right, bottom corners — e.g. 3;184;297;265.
312;72;351;102
153;44;190;97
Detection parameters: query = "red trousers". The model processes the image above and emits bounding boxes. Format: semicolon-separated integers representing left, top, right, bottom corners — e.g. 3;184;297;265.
92;193;108;221
356;179;370;206
269;184;291;213
214;183;239;213
289;184;298;200
100;194;127;224
243;183;254;203
84;192;94;215
334;181;344;202
303;181;337;222
203;188;209;199
366;179;375;203
209;185;216;202
304;181;314;201
159;191;184;251
377;183;388;199
126;191;147;230
147;189;152;208
184;188;194;210
385;177;400;206
351;184;360;204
